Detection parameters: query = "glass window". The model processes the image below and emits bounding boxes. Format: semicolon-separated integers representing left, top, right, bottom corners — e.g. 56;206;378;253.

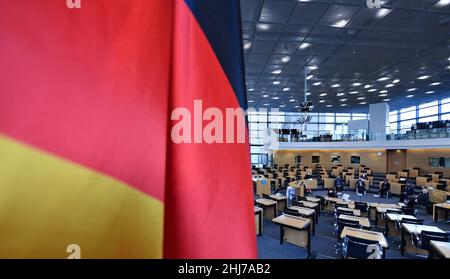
441;113;450;121
389;111;398;123
442;98;450;104
400;109;416;120
336;113;351;123
352;113;367;120
419;101;438;109
442;102;450;114
418;116;438;123
399;120;416;130
418;106;438;117
319;113;335;123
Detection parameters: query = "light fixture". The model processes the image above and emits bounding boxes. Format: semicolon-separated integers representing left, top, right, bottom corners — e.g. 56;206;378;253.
326;104;333;108
430;82;442;86
262;94;269;98
306;92;312;96
320;93;327;97
340;104;347;107
406;95;414;98
308;66;318;70
272;69;282;74
357;97;365;100
379;94;388;97
319;100;325;103
294;105;300;108
281;56;291;63
289;99;296;102
307;75;314;80
378;77;389;81
331;84;340;88
425;91;435;94
435;0;450;7
393;79;400;84
244;42;252;50
248;88;254;91
248;100;254;103
337;93;345;96
407;88;417;92
299;43;311;50
376;8;392;18
282;87;290;91
264;103;269;106
349;91;359;94
313;82;322;86
332;19;349;28
352;82;362;86
273;81;281;85
257;23;270;30
368;88;377;92
382;99;391;102
418;75;430;80
447;65;450;70
364;85;372;89
272;97;279;100
385;84;395;88
279;105;285;108
340;98;347;102
380;90;388;93
359;102;367;105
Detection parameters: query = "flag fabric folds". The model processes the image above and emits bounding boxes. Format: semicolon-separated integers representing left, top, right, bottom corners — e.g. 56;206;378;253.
0;0;256;258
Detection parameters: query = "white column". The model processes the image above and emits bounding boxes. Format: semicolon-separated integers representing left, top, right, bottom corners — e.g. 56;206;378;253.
369;102;389;141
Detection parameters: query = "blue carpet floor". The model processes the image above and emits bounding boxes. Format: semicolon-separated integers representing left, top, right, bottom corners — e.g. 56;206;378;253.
257;190;450;259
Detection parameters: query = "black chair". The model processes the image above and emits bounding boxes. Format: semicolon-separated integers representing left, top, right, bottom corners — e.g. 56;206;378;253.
291;201;304;207
354;202;369;215
400;218;424;225
336;203;349;208
412;231;450;258
402;207;416;216
337;208;354;216
262;194;271;199
335;219;361;255
284;208;301;217
342;236;383;259
297;196;307;201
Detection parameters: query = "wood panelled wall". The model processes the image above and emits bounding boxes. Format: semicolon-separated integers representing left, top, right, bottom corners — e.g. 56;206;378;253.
274;149;450;176
273;150;387;173
406;149;450;177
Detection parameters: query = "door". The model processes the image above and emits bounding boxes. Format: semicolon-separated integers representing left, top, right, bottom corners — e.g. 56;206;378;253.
387;149;406;173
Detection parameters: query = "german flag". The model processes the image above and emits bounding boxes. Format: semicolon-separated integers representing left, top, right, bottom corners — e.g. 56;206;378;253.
0;0;256;258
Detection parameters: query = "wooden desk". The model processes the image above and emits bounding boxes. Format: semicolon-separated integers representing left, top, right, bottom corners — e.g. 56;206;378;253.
269;194;287;212
374;206;401;227
409;169;419;178
256;179;271;196
390;182;404;195
385;213;416;236
429;189;450;204
255;198;277;220
430;241;450;259
430;173;441;183
401;224;444;256
298;201;320;222
337;207;361;217
340;227;388;259
306;197;320;203
433;203;450;222
301;179;318;190
416;176;428;187
323;178;335;189
254;206;263;236
338;215;370;229
386;174;397;183
397;171;408;178
272;215;311;255
290;206;316;235
349;178;368;190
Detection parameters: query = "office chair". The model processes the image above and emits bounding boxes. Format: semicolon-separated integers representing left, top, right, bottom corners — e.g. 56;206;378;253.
393;218;425;250
297;196;307;201
262;194;271;200
284;208;301;217
336;203;349;208
354;202;369;215
401;206;416;216
291;201;304;207
342;236;383;259
412;231;450;258
333;208;356;236
335;219;361;255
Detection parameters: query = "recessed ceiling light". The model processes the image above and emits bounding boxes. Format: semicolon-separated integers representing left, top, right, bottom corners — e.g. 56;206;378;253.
272;97;279;100
299;43;311;50
248;100;254;103
273;81;281;85
337;93;345;96
357;97;365;100
294;105;300;108
307;75;314;80
257;23;270;30
244;42;252;50
349;91;359;94
313;82;322;86
447;65;450;70
359;102;367;105
376;8;392;18
282;87;290;91
262;94;269;98
249;88;254;91
320;93;327;97
340;104;347;107
436;0;450;7
272;70;282;74
418;75;430;80
319;100;325;103
385;84;395;88
331;84;340;88
332;19;349;28
430;82;442;86
368;89;377;92
378;77;389;81
364;85;372;89
393;79;400;84
407;88;417;92
289;99;296;102
264;103;269;106
281;56;291;63
306;92;312;96
382;99;391;102
379;94;388;97
279;105;285;108
380;90;388;93
326;105;333;108
425;91;435;94
406;95;414;98
352;83;362;86
308;66;318;71
340;98;347;102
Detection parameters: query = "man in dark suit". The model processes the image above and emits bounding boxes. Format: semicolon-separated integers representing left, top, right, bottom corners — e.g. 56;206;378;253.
379;179;390;198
